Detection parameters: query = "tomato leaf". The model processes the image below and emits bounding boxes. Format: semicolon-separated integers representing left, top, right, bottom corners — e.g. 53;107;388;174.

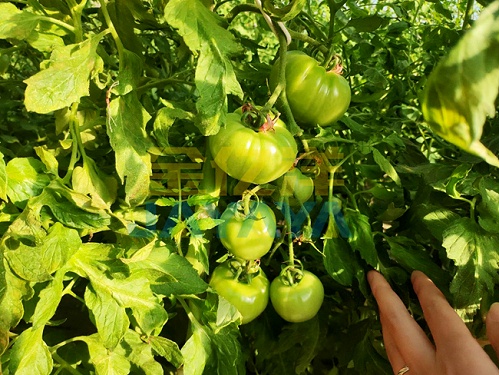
115;330;167;373
422;1;499;167
443;218;499;308
127;249;208;296
343;210;379;267
6;157;50;208
323;216;357;286
181;322;212;375
24;32;105;114
83;334;131;374
70;244;168;347
4;223;81;283
386;236;451;293
31;269;66;329
0;151;7;201
149;335;183;369
372;148;401;186
0;3;41;40
164;0;243;135
477;177;499;233
8;327;53;375
108;92;152;207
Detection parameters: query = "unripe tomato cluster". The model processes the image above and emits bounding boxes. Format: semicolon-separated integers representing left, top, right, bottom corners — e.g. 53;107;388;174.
207;50;349;324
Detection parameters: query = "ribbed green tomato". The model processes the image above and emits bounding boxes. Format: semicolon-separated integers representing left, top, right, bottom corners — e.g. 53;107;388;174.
270;270;324;323
209;262;270;324
218;200;276;260
270;51;351;127
208;112;298;185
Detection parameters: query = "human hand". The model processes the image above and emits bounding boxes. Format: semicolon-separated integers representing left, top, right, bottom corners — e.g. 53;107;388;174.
367;270;499;375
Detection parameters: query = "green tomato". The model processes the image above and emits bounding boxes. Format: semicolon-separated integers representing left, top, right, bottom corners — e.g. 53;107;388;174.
270;51;351;127
218;200;276;260
274;167;314;206
208;111;298;185
270;270;324;323
209;262;270;324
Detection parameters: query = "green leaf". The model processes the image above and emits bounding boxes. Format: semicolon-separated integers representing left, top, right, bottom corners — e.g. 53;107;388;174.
386;236;451;293
85;283;130;349
347;15;385;32
263;0;307;22
323;235;356;287
8;327;53;375
31;268;66;328
443;218;499;308
0;151;6;201
127;249;209;296
153;102;194;148
372;148;401;186
0;267;32;348
149;335;183;369
419;204;461;241
164;0;244;135
72;157;118;209
421;1;499;167
115;330;165;374
477;177;499;233
5;222;81;282
24;32;106;114
0;3;41;40
72;244;168;340
108;92;152;207
6;157;51;208
38;182;111;230
84;334;131;375
181;322;212;375
343;210;379;267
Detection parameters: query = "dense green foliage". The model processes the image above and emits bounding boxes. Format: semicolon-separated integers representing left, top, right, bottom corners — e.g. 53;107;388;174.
1;0;499;374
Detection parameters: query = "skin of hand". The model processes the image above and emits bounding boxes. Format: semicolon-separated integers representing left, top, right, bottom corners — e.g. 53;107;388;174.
367;270;499;375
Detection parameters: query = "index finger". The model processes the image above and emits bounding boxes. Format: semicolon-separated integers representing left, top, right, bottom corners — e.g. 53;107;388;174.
411;271;484;354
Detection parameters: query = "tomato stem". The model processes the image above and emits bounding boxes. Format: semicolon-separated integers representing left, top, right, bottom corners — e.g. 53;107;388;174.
265;30;302;136
283;195;295;266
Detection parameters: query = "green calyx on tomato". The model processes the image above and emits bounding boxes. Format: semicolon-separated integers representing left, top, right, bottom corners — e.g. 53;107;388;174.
208;105;298;185
209;260;270;324
270;268;324;323
270;51;351;128
273;167;314;206
218;198;276;260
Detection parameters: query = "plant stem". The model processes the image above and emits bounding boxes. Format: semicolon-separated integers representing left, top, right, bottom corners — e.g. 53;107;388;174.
462;0;475;30
266;30;302;136
283;195;295;266
98;0;125;64
52;352;84;375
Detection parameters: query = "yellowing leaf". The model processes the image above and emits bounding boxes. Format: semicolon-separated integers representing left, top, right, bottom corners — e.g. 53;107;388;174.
24;32;106;114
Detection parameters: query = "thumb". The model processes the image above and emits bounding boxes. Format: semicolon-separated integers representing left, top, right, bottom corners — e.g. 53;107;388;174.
486;302;499;356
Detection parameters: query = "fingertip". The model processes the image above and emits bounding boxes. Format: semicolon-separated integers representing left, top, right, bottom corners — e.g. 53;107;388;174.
367;269;379;284
487;302;499;322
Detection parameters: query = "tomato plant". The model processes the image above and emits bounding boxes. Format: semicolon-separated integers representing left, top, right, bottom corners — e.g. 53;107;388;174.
209;261;270;324
270;269;325;323
218;199;276;260
270;51;351;128
208;109;298;184
1;0;498;374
